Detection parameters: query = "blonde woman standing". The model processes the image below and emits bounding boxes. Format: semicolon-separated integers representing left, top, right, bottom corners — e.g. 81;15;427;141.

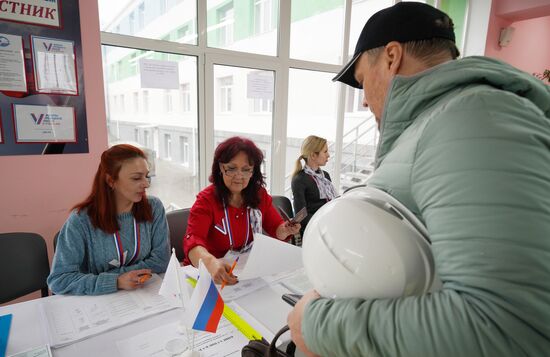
291;135;337;241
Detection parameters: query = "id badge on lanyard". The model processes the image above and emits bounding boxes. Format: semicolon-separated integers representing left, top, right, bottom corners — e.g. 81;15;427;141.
223;202;250;252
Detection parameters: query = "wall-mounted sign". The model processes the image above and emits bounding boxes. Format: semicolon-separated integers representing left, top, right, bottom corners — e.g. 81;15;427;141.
247;71;274;100
0;33;27;92
139;58;179;90
31;35;77;95
0;0;61;28
13;103;76;143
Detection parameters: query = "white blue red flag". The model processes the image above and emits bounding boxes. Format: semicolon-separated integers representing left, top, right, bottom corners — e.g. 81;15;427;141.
185;260;224;333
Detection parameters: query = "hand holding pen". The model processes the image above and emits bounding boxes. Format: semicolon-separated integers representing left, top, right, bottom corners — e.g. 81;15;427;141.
221;256;240;291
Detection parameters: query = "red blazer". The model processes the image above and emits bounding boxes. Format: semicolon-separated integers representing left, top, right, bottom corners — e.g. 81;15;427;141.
183;184;284;265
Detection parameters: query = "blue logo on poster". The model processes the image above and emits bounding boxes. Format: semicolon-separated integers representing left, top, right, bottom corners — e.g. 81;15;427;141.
0;36;10;47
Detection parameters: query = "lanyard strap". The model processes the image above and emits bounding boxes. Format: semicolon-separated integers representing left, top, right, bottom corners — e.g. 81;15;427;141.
223;202;250;251
113;218;140;266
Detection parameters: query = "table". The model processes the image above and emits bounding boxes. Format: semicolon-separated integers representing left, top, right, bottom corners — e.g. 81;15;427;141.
0;276;299;356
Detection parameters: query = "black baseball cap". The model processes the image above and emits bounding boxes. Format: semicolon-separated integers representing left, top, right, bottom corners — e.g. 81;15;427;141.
333;2;456;88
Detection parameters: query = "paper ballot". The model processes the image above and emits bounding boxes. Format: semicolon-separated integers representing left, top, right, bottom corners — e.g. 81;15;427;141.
235;233;303;280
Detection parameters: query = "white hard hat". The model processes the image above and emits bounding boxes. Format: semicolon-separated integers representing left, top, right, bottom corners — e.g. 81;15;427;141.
302;186;439;299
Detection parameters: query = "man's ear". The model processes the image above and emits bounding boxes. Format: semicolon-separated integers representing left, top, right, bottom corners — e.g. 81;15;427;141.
384;41;403;75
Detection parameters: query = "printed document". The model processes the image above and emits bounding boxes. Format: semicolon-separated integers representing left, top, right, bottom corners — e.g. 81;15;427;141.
235;233;303;280
116;317;248;357
40;275;178;348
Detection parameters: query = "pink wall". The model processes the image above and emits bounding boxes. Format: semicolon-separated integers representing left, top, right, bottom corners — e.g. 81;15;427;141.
485;1;550;76
0;0;107;305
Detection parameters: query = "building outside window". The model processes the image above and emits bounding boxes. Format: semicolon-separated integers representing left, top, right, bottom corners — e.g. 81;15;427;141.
143;130;150;148
181;84;191;112
129;11;135;35
133;92;139;113
165;90;173;112
180;136;189;165
254;0;272;35
119;94;125;112
218;76;233;113
252;98;272;113
218;5;234;46
164;133;172;160
142;90;149;113
138;2;145;31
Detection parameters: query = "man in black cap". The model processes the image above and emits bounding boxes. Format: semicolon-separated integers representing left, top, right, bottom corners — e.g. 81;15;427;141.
288;2;550;357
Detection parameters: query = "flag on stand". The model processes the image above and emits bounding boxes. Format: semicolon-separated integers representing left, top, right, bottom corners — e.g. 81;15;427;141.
184;260;224;333
158;249;190;306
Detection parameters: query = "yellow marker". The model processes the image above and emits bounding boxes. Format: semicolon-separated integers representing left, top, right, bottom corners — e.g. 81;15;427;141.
186;277;263;341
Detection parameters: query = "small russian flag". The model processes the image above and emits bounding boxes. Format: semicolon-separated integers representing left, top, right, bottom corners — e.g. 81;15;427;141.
185;260;224;333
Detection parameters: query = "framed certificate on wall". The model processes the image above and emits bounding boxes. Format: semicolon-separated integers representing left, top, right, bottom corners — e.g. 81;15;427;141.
13;104;76;143
0;33;27;92
31;36;78;95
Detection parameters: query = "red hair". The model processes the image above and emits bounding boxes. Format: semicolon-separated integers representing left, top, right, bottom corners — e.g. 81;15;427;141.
74;144;153;233
210;136;266;208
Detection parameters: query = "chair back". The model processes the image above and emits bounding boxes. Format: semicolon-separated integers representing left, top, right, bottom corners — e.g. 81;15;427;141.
272;195;294;220
166;208;191;262
0;232;50;304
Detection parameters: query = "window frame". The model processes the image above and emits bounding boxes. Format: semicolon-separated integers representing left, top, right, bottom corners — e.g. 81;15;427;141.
99;0;471;195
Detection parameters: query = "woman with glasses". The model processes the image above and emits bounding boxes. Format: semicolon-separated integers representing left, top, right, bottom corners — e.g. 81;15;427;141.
48;144;170;295
184;136;300;285
291;135;337;241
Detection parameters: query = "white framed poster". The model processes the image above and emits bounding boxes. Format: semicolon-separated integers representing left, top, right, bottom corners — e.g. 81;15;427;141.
0;0;61;28
13;104;76;143
31;35;78;95
0;33;27;92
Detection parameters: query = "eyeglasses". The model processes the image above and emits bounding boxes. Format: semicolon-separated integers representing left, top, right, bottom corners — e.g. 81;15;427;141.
222;166;254;178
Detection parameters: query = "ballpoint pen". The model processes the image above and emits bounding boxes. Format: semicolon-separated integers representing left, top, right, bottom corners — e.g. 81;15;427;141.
221;256;239;291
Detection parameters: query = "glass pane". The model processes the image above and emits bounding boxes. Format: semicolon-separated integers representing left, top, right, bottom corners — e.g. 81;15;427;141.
290;1;345;64
207;0;279;56
439;0;468;51
285;69;339;196
342;87;378;193
349;0;394;55
102;45;199;211
98;0;198;45
213;65;275;188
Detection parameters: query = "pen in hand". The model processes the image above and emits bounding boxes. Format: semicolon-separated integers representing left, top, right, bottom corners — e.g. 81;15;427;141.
137;273;152;284
221;256;239;291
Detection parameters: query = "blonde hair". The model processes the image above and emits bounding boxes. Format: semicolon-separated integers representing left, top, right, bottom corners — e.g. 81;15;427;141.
292;135;327;177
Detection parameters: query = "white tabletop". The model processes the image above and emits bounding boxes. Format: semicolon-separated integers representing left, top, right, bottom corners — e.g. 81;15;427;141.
0;281;295;357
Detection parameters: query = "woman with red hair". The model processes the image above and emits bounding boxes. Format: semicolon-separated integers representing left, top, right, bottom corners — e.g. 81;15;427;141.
184;136;300;285
48;144;170;295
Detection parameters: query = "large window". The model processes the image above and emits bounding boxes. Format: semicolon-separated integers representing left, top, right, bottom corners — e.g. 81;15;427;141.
285;69;339;194
101;45;199;209
99;0;470;210
206;0;279;56
213;65;275;188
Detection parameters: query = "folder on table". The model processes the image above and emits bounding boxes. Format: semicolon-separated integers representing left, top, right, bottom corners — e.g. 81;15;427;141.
0;314;13;357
